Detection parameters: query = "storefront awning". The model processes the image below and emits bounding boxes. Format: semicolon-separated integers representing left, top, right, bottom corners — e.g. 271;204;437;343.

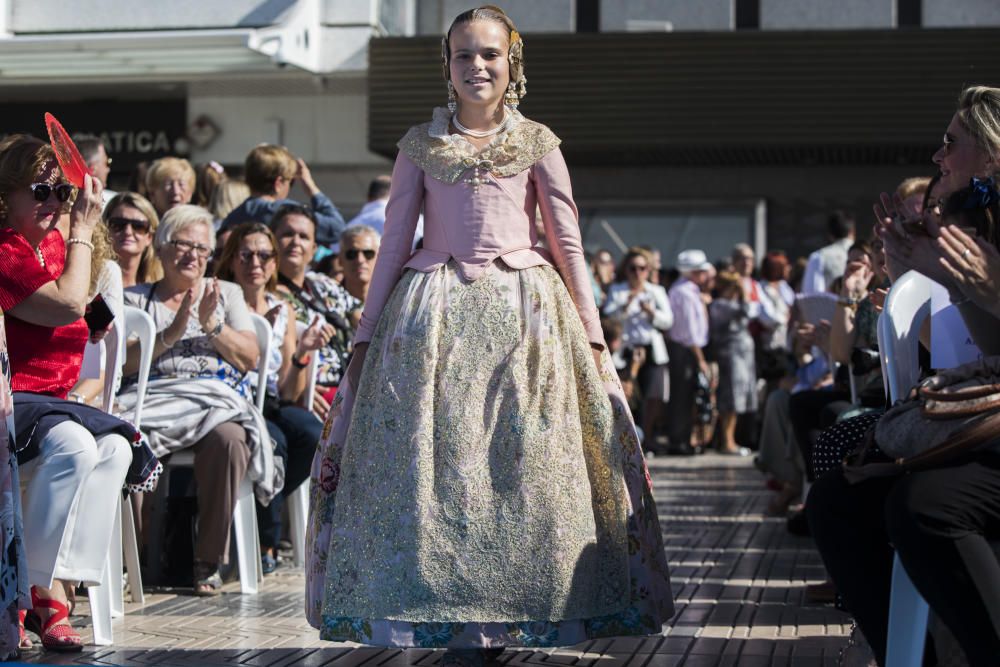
0;24;319;81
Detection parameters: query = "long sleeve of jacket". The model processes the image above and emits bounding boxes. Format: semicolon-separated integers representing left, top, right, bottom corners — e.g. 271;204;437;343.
533;148;605;349
354;152;424;344
310;192;347;246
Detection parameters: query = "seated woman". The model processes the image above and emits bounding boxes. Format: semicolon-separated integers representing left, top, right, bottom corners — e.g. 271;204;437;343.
106;191;162;289
117;205;280;595
808;176;1000;666
216;222;324;573
270;204;361;420
0;135;133;652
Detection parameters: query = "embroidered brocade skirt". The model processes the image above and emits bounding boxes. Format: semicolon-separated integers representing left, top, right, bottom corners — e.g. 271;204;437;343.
305;262;673;648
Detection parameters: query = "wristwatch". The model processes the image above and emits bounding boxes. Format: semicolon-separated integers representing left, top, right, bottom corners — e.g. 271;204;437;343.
837;296;860;311
291;354;311;369
205;319;224;339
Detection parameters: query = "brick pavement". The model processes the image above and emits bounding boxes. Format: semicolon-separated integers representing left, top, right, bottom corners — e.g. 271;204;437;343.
19;454;850;666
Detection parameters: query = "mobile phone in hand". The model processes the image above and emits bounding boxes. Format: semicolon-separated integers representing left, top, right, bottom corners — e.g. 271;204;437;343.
84;294;115;333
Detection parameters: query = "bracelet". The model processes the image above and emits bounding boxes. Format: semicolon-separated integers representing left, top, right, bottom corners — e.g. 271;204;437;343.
205;319;224;340
157;330;172;347
67;237;95;252
291;354;311;369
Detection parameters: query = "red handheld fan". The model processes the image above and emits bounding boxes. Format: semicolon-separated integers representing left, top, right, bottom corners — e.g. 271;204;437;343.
44;112;92;188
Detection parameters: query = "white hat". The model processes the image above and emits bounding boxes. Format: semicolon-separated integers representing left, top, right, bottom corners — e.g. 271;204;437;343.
677;249;712;273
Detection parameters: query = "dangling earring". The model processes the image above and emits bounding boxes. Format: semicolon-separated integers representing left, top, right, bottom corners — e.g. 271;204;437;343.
447;81;458;114
504;81;519;110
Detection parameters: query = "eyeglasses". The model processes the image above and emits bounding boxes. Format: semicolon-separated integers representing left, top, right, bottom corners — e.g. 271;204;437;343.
344;249;376;261
30;182;75;203
239;249;276;264
107;216;151;234
168;239;212;258
628;264;649;273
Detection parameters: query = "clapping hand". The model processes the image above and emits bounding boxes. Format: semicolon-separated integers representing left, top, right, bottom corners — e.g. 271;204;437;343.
936;225;1000;318
263;303;284;326
874;191;952;287
842;259;874;299
198;278;221;333
296;315;326;356
161;289;194;347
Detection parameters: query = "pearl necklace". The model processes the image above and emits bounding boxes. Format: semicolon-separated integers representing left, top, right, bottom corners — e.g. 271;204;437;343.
34;246;45;268
452;112;509;138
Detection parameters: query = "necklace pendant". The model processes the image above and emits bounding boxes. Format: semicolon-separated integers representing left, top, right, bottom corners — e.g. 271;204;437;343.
464;165;491;193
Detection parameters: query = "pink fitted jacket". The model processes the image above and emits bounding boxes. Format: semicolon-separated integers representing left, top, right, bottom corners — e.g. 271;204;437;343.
355;109;604;349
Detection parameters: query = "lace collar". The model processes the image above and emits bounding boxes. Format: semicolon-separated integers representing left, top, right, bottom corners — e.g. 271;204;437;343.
397;107;560;184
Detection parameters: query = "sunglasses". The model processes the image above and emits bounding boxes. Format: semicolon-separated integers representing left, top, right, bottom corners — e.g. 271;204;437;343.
239;249;276;264
30;182;75;203
107;217;151;234
628;264;649;273
344;249;376;261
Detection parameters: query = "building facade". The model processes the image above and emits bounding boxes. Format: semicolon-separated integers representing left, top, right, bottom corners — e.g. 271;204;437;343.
2;0;1000;260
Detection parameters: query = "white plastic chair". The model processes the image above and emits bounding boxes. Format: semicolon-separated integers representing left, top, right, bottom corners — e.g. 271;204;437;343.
87;308;156;645
85;318;125;645
877;271;934;667
286;320;320;568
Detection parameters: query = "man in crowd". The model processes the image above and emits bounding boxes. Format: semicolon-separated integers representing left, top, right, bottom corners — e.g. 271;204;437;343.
801;210;855;295
339;225;379;307
221;144;346;249
346;175;423;246
76;136;116;206
666;249;713;455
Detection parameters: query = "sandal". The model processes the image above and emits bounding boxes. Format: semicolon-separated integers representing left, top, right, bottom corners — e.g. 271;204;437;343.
17;609;32;650
193;561;223;597
24;587;83;653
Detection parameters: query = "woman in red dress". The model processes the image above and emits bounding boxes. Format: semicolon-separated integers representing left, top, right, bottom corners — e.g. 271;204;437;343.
0;135;133;652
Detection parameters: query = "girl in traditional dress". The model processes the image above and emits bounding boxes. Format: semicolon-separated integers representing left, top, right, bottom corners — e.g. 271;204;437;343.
305;6;674;665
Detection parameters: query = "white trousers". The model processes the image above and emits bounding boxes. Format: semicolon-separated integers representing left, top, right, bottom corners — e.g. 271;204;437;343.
20;421;131;588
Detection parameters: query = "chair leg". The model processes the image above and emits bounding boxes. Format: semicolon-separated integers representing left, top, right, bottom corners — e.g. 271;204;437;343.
885;552;929;667
109;498;124;618
288;483;309;568
232;476;261;594
121;494;145;605
87;528;116;645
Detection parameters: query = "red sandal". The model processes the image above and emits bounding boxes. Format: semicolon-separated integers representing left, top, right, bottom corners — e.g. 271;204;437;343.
17;609;32;650
23;586;83;653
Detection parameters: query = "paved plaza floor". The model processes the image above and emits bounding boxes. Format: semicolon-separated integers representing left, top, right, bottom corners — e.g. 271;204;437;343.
20;454;850;666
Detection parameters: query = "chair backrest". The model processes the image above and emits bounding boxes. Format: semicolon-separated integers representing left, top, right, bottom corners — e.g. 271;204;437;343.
295;320;320;411
878;271;934;403
249;313;273;414
100;317;127;413
123;306;156;431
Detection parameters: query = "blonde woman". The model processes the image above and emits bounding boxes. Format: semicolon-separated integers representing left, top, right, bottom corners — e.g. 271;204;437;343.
105;192;161;288
144;157;195;217
208;179;251;229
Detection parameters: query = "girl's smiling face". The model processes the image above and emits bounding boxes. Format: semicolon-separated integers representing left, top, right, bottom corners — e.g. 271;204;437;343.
447;20;510;112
